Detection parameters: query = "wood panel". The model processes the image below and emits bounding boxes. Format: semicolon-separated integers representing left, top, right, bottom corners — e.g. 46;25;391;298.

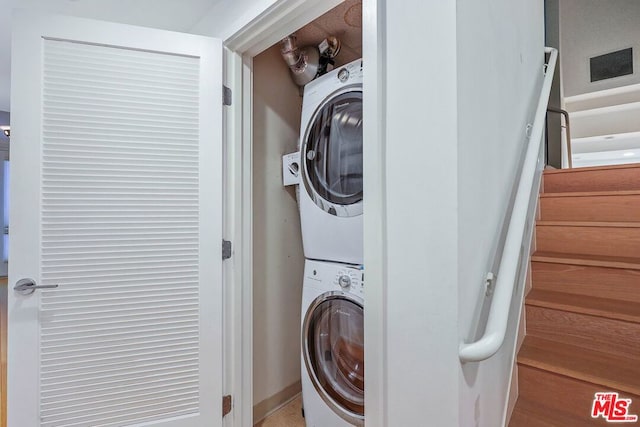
539;191;640;222
531;261;640;303
545;163;640;173
517;365;639;425
536;224;640;258
509;397;589;427
532;251;640;270
526;289;640;323
513;165;640;425
525;305;640;360
518;336;640;396
543;164;640;193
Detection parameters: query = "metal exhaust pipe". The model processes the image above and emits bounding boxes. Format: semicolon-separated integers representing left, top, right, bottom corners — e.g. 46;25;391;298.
280;34;320;87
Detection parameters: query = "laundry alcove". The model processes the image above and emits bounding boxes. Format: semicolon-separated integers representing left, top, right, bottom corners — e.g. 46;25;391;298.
250;1;362;424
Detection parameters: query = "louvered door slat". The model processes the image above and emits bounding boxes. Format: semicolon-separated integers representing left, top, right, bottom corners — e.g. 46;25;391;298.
37;38;204;426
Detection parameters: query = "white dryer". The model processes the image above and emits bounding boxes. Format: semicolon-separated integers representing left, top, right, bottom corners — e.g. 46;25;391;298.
301;259;364;427
299;59;363;265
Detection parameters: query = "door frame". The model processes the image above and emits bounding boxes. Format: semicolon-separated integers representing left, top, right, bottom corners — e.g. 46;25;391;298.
221;0;387;425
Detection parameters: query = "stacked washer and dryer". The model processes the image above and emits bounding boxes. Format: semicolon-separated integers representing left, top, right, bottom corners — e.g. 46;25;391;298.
294;59;365;427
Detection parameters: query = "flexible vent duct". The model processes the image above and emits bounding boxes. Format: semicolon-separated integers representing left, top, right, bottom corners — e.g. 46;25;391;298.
280;35;320;87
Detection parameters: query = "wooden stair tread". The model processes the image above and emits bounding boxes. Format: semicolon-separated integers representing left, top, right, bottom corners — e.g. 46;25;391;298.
539;192;640;222
518;336;640;396
531;251;640;270
537;221;640;227
525;304;640;360
526;289;640;323
542;164;640;193
531;261;640;304
509;398;587;427
535;226;640;258
540;189;640;198
543;163;640;174
517;365;640;425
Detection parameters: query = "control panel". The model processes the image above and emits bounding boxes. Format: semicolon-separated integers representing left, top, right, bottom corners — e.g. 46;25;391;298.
337;60;363;83
334;266;364;297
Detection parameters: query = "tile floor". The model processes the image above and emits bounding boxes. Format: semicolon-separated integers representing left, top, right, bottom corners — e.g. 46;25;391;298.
255;396;305;427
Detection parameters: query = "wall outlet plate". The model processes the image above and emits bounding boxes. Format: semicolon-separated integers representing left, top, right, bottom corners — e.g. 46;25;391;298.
282;152;300;186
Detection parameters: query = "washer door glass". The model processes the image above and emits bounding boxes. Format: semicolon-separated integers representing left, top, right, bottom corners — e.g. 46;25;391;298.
306;296;364;417
305;91;363;207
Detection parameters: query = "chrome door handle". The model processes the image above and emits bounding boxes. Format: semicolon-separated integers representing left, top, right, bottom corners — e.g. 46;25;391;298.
14;278;59;295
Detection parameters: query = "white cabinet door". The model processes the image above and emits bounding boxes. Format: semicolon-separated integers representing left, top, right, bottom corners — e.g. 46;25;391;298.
8;12;223;427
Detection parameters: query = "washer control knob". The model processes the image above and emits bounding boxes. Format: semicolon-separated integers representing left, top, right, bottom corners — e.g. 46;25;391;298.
338;68;350;82
338;275;351;288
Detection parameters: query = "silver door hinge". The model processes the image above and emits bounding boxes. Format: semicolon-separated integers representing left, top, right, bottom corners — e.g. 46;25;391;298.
222;240;232;260
223;85;232;106
222;395;232;417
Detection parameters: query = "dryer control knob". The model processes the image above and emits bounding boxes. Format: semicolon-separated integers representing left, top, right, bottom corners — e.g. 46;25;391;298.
338;275;351;288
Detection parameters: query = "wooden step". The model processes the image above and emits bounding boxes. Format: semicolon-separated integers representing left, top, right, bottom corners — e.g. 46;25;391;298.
543;164;640;193
526;289;640;323
539;191;640;222
518;166;640;425
518;336;640;396
536;222;640;258
532;261;640;303
531;251;640;270
509;398;587;426
525;305;640;360
517;364;639;425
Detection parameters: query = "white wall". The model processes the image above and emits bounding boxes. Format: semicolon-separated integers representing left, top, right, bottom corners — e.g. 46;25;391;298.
381;1;460;426
191;0;285;40
252;44;304;417
560;0;640;97
456;1;544;426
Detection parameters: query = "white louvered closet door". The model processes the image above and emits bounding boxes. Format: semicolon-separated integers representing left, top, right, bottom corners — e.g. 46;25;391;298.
9;12;223;427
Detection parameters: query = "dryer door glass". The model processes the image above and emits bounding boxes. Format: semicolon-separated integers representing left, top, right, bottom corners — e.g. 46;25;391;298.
305;91;363;206
306;296;364;417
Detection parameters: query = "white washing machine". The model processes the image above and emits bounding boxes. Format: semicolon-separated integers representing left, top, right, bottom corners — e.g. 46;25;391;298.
301;259;364;427
298;59;363;265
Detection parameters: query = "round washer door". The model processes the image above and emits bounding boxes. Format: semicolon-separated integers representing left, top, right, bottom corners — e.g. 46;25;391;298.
303;292;364;425
302;89;363;217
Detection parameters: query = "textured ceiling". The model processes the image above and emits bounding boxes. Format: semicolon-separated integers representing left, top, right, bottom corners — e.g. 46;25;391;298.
294;0;362;67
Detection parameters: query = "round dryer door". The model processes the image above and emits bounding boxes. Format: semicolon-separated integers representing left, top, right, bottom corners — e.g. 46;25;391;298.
303;292;364;425
303;90;363;217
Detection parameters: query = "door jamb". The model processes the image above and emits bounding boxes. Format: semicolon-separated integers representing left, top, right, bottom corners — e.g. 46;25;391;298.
222;1;386;425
